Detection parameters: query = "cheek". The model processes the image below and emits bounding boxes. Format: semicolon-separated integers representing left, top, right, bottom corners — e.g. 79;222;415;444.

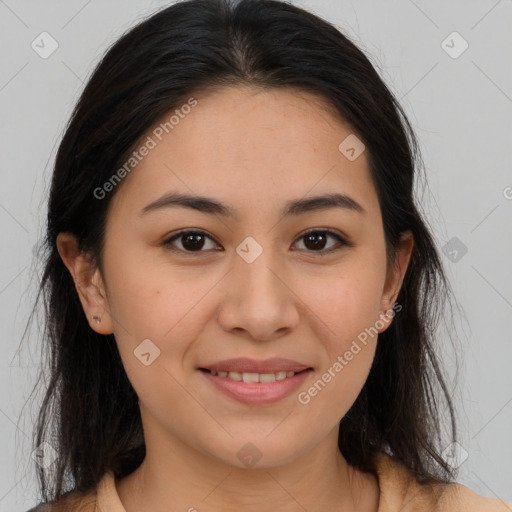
105;246;217;338
102;250;222;390
105;271;213;423
295;263;384;408
295;312;380;429
302;264;385;347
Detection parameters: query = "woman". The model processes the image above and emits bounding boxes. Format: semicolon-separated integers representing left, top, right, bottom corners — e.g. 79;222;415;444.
25;0;511;510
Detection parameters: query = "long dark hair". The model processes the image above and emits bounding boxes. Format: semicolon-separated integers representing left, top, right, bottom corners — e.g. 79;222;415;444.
23;0;459;504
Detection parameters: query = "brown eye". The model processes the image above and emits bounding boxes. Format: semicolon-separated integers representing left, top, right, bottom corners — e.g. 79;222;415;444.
293;229;349;254
162;228;351;256
163;230;220;253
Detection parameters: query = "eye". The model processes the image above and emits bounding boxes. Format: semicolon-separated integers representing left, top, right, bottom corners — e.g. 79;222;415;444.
292;229;350;254
162;229;351;255
162;230;221;254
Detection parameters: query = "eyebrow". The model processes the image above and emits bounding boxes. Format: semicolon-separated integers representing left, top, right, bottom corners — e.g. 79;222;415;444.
140;191;365;218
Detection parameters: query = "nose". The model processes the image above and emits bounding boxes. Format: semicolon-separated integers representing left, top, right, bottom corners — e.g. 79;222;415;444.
215;247;300;342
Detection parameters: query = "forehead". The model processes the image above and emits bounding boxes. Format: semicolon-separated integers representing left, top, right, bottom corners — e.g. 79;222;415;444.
109;85;378;220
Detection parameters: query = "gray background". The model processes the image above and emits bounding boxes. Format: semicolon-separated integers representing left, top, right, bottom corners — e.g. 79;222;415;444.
1;0;511;510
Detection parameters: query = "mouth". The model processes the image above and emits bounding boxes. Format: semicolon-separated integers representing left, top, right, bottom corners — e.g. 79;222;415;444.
199;367;311;383
198;366;314;405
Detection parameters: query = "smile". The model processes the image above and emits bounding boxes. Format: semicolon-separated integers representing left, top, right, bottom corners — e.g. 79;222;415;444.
204;369;299;382
199;368;313;405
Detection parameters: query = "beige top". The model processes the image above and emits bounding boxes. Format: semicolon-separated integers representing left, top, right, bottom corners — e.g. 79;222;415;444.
29;452;512;511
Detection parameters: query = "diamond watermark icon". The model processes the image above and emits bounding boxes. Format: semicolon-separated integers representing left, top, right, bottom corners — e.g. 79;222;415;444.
31;442;58;468
237;442;263;468
441;441;469;469
441;31;469;59
134;338;161;366
31;31;59;59
236;236;263;263
338;134;365;161
442;237;468;263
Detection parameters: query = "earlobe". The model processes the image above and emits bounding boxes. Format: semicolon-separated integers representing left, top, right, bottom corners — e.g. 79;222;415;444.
378;231;414;333
56;232;114;335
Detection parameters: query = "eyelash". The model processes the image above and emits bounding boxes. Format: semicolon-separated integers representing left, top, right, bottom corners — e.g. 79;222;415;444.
162;228;352;256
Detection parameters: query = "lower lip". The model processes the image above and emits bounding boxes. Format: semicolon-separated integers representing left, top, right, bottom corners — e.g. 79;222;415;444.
200;369;313;405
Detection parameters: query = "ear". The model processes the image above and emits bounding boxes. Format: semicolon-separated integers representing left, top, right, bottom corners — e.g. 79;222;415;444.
56;232;114;335
377;231;414;333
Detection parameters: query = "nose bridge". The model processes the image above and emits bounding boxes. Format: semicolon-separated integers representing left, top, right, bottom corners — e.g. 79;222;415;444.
216;234;299;339
234;234;284;303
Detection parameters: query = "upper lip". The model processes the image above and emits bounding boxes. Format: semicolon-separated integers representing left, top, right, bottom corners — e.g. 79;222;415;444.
200;357;312;374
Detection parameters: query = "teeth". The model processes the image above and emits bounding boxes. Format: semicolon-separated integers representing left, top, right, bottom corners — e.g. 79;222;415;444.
207;369;298;382
243;372;260;383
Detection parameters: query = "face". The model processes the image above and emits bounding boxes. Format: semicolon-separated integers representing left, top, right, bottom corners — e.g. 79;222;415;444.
59;85;412;469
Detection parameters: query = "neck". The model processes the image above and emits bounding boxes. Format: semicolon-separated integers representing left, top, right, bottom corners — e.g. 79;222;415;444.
116;425;379;512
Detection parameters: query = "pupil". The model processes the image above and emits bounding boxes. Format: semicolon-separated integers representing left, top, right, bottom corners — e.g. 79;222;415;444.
305;232;326;250
183;233;204;250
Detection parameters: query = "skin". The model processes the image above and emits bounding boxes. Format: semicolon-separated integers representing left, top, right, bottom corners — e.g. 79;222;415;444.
57;85;413;512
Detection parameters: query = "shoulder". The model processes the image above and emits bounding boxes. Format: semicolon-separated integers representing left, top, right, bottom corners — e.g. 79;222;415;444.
27;469;122;512
26;487;98;512
372;451;512;512
436;482;512;512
